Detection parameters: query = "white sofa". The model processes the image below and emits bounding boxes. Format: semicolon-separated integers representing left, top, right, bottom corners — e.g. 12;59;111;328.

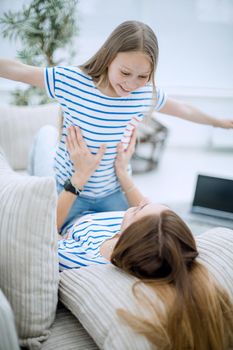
0;103;233;350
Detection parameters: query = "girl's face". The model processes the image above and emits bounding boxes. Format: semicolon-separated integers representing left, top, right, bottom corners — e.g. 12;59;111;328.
107;51;152;97
121;199;168;231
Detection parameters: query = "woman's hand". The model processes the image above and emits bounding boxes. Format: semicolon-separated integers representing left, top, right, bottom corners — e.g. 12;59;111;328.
66;125;106;188
115;128;137;179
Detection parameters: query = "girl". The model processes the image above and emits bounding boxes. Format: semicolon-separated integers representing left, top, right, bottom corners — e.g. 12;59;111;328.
57;125;233;350
0;20;232;232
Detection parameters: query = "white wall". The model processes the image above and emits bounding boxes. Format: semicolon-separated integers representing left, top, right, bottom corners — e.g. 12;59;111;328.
0;0;233;147
76;0;233;90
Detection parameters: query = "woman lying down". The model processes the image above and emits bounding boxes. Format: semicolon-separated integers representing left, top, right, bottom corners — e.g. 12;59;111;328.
57;125;233;350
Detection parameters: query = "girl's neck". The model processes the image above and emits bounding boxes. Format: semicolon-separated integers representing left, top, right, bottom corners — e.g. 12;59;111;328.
97;80;119;98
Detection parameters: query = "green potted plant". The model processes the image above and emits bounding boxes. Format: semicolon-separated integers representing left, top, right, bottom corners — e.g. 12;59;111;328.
0;0;78;105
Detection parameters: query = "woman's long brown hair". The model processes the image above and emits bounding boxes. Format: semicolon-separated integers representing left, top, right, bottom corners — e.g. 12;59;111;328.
111;210;233;349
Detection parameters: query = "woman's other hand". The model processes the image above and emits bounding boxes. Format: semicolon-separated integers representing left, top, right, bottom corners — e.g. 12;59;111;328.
115;127;137;179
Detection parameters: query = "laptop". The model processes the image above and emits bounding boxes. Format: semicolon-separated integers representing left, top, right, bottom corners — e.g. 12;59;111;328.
189;174;233;229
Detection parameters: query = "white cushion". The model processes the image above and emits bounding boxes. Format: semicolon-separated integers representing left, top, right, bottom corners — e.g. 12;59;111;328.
0;103;60;170
0;151;59;349
59;227;233;350
0;289;20;350
195;227;233;295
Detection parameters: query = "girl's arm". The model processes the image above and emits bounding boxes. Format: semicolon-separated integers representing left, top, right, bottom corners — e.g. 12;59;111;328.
115;129;146;207
159;97;233;129
0;58;44;88
57;126;106;230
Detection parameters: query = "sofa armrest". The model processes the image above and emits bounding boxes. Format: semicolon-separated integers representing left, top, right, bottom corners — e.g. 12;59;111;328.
0;289;20;350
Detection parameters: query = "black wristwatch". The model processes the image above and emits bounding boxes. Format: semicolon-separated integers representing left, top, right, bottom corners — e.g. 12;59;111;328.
64;179;82;196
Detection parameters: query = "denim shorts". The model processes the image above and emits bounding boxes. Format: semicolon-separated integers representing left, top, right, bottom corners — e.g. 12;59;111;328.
57;182;129;234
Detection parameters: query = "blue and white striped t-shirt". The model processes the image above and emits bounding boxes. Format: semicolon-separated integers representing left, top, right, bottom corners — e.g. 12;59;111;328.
58;211;125;271
44;66;167;197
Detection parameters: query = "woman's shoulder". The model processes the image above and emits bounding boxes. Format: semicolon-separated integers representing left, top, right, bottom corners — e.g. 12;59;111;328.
83;211;125;222
63;211;124;240
71;211;125;229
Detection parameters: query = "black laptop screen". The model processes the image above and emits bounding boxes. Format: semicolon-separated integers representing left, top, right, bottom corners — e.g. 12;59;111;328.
192;175;233;214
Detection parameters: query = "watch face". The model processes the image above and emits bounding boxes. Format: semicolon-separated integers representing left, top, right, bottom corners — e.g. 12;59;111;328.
64;179;78;195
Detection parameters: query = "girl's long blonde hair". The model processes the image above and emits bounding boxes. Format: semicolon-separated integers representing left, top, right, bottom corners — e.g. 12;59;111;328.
79;20;159;120
111;210;233;349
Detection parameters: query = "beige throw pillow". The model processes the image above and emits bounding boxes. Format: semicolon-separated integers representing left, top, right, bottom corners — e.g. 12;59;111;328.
0;103;60;170
59;227;233;350
0;151;59;349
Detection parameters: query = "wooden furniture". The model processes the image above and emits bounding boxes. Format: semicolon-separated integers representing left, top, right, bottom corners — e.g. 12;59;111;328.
131;115;169;173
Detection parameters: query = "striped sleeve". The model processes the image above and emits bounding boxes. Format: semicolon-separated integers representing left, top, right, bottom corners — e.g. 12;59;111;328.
44;66;60;99
155;87;167;111
58;238;109;271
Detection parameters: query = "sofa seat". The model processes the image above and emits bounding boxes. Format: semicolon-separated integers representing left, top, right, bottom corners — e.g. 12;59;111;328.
40;303;98;350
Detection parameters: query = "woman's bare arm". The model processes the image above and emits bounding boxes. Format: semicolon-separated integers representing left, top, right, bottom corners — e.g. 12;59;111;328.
115;129;145;207
56;126;106;231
